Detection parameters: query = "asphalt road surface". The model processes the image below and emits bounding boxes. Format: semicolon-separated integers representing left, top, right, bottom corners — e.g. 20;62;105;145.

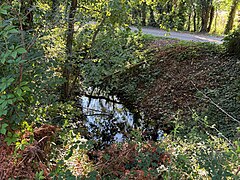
130;26;223;44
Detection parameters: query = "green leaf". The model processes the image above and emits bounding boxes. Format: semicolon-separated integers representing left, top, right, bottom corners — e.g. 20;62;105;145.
14;57;22;63
0;109;7;117
1;100;7;107
2;110;7;115
0;78;15;92
7;99;12;104
16;88;22;96
1;57;6;64
11;51;17;59
6;59;15;64
20;81;28;86
5;132;19;146
8;29;18;34
21;86;31;92
1;95;7;100
2;5;11;9
0;9;7;15
0;128;7;135
0;84;7;92
7;94;14;99
87;171;98;180
0;123;8;135
16;48;27;54
17;96;24;101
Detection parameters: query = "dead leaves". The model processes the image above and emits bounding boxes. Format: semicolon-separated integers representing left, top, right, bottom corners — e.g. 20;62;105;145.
0;124;59;180
90;142;170;179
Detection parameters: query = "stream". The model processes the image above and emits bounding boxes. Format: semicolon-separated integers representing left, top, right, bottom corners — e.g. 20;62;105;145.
81;89;163;146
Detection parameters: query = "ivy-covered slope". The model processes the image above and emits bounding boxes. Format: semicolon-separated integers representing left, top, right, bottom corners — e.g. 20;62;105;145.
103;40;240;138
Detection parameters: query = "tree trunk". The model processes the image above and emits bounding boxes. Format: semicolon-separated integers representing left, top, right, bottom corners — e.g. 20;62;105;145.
197;10;201;31
132;6;142;25
224;0;239;34
187;12;192;31
148;6;157;27
156;3;164;26
238;10;240;27
20;0;34;30
193;8;197;32
207;6;214;32
199;0;213;32
200;7;210;32
177;1;187;31
52;0;59;17
132;8;138;24
62;0;77;100
213;8;218;33
141;2;147;26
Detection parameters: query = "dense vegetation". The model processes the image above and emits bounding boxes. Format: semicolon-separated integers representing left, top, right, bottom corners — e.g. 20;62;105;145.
0;0;239;179
130;0;240;34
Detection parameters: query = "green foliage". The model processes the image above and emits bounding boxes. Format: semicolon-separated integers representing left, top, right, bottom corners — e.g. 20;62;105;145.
197;149;233;179
4;131;19;146
35;171;45;180
0;2;62;128
50;130;94;178
0;5;28;124
161;113;239;179
50;161;80;180
82;28;145;88
58;112;239;179
15;139;29;151
0;123;8;135
223;28;240;57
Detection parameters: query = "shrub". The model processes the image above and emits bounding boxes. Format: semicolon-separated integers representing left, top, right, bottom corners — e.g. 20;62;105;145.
86;141;169;179
223;28;240;57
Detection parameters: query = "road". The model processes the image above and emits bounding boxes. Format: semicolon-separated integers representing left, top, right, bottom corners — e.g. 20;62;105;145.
130;26;223;44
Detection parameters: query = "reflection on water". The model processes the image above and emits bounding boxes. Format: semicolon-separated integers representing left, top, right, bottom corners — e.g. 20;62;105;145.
81;89;163;146
81;94;134;144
